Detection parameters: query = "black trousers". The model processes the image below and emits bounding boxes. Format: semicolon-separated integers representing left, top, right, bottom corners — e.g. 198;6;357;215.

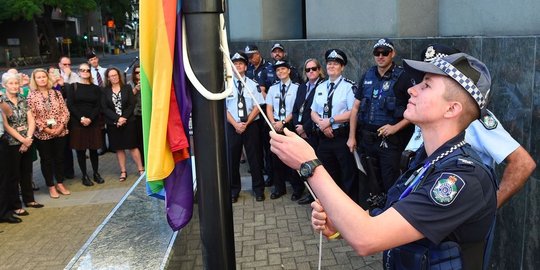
257;105;272;177
0;140;16;218
63;133;74;176
317;133;358;202
36;136;66;187
7;144;34;208
227;122;265;197
359;133;402;192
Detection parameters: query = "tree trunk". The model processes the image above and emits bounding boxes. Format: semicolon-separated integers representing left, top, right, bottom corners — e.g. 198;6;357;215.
35;5;60;62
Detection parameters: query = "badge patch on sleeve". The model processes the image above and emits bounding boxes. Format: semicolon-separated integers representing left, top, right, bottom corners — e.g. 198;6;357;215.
430;173;465;206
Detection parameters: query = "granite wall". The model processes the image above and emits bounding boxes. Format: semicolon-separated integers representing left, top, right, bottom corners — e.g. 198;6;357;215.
229;37;540;269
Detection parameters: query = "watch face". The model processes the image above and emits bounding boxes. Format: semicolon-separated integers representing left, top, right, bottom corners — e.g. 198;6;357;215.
300;163;311;177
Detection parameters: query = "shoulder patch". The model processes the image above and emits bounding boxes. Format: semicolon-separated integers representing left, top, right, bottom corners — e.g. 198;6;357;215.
480;113;498;130
343;78;356;85
430;173;465;206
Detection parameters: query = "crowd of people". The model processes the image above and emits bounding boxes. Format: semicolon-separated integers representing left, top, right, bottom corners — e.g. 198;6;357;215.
227;39;536;268
0;53;144;224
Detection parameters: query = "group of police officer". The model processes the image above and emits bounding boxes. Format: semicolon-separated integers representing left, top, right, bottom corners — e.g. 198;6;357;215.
225;38;535;224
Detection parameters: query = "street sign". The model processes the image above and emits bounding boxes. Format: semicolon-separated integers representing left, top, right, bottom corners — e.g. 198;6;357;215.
125;38;132;46
63;38;72;44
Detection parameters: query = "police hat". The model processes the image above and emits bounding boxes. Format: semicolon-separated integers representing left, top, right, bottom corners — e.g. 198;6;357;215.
244;44;259;54
271;43;285;52
404;53;491;111
421;44;461;62
373;38;395;51
231;52;248;65
86;52;98;60
273;60;290;70
325;49;347;66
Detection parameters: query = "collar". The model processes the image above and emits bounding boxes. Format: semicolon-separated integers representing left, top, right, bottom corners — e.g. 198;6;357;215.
376;62;396;80
280;79;291;86
329;75;343;84
415;131;466;166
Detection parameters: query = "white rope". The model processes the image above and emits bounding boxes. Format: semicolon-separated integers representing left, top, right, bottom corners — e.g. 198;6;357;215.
182;14;233;100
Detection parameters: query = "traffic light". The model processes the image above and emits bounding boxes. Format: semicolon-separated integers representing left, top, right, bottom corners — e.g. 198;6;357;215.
83;33;88;40
121;34;125;39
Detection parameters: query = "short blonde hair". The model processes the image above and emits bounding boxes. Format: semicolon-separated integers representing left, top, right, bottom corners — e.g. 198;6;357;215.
29;68;53;90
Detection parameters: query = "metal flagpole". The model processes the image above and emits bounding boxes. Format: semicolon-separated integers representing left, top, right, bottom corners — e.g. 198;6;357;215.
183;0;236;269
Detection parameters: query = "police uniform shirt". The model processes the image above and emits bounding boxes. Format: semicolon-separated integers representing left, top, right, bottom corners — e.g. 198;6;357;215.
311;76;355;129
405;111;520;168
266;80;298;120
226;76;265;122
247;59;276;90
387;132;496;245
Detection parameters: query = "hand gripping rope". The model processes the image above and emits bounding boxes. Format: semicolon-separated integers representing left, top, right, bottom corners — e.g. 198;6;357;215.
184;13;325;270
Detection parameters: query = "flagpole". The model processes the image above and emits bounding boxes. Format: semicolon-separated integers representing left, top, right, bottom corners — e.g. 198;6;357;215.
183;1;236;269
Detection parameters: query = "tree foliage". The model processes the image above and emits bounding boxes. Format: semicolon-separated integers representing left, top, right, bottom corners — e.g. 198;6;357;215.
0;0;98;22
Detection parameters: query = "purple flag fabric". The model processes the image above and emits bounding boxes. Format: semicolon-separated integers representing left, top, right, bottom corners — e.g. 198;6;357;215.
164;11;194;231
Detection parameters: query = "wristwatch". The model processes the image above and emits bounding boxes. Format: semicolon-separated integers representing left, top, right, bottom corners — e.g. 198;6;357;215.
329;117;335;125
281;120;286;125
299;159;322;178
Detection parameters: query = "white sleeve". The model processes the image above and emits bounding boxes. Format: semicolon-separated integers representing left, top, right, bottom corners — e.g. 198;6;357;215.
465;119;520;166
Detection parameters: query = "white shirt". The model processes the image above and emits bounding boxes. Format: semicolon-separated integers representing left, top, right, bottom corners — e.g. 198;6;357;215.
266;80;298;121
91;66;107;87
311;76;355;129
225;76;264;122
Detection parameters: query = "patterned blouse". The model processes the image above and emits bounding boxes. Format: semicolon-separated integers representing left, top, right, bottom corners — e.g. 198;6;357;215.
3;94;30;145
27;89;70;140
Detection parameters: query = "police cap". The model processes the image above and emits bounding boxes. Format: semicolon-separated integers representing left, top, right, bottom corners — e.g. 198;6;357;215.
373;38;395;52
271;43;285;52
325;49;347;66
404;53;491;111
244;44;259;55
86;52;98;60
273;60;290;70
231;52;249;65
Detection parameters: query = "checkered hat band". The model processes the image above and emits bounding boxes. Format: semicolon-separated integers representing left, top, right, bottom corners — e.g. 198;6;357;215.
433;58;485;108
425;53;449;62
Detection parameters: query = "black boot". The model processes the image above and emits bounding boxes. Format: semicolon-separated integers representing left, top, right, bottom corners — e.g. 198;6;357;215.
82;174;94;186
93;172;105;184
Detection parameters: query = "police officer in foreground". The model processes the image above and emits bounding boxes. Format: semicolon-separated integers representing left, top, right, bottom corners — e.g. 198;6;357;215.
270;43;302;84
404;44;536;209
348;38;414;206
226;52;266;203
270;52;497;269
245;44;275;187
265;60;304;200
311;49;358;202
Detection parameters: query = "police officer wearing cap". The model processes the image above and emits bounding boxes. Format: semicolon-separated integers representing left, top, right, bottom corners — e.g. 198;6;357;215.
226;52;266;203
270;52;498;270
265;60;304;200
270;43;302;84
245;44;275;186
348;38;414;205
311;49;358;202
293;58;325;205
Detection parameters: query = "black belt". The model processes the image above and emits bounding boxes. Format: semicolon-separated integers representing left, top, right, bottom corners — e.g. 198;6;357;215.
318;125;349;139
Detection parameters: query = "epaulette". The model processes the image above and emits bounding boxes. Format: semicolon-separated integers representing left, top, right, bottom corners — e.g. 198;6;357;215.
291;82;300;86
271;81;281;86
343;78;356;85
479;109;498;130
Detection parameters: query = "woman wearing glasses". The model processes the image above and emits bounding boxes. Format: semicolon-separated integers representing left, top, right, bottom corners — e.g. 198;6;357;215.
27;68;71;198
130;64;144;165
66;63;105;186
102;67;144;181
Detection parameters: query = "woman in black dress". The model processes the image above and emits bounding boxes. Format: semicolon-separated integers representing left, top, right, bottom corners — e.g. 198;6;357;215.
66;63;104;186
101;67;144;181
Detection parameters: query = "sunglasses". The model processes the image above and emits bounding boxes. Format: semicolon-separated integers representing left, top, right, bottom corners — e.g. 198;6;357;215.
305;67;319;72
134;71;140;74
373;50;391;57
79;69;90;72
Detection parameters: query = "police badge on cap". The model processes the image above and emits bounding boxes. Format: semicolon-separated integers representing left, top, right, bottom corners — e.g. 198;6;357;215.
325;49;347;66
422;44;461;62
273;60;290;70
373;38;395;51
244;44;259;54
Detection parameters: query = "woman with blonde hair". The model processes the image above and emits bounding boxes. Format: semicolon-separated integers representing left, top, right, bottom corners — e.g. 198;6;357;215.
27;68;71;198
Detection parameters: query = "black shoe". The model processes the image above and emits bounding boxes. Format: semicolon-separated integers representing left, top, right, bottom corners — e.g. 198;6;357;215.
0;216;22;223
291;192;303;201
82;175;94;186
270;191;285;200
297;195;314;205
255;195;265;202
14;209;29;216
25;202;44;208
231;196;239;203
93;173;105;184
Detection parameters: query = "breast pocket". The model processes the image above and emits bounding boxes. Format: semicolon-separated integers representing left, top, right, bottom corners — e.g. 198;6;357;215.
385;97;396;111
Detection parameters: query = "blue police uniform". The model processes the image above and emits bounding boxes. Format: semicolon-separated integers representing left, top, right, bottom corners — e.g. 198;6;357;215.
226;76;266;200
380;132;497;269
311;76;358;201
356;63;414;193
265;79;305;198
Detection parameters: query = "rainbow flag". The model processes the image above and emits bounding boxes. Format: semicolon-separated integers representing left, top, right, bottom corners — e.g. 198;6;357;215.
140;0;193;230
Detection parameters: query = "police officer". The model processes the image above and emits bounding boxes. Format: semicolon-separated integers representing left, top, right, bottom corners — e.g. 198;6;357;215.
270;52;497;270
226;52;266;203
270;43;302;84
265;60;304;200
245;44;275;186
311;49;358;202
348;38;414;205
292;58;325;205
